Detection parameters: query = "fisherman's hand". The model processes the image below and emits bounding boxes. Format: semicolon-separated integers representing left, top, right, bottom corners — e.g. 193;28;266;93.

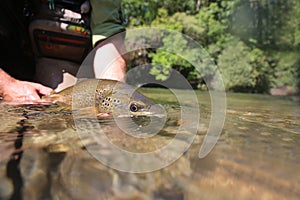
1;79;53;103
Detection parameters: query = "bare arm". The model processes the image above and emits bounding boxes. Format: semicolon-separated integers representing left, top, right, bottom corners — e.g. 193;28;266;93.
0;68;53;103
93;34;126;82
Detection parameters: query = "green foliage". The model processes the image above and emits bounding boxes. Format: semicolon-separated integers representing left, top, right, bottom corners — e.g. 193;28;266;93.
294;29;300;46
151;9;183;31
218;39;255;90
218;38;271;92
195;3;225;43
163;0;198;15
122;0;198;26
171;12;204;39
149;31;196;81
123;0;300;93
231;0;300;49
122;0;160;26
269;52;300;88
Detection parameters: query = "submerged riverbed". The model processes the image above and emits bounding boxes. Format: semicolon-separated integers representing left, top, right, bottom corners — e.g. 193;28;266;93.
0;89;299;200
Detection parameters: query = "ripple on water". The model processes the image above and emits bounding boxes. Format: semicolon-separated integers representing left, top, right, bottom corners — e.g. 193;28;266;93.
0;92;299;199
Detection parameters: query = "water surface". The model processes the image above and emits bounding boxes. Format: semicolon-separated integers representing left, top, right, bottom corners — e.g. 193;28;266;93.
0;90;299;199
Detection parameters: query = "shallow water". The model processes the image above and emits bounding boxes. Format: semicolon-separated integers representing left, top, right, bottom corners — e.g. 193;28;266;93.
0;90;299;200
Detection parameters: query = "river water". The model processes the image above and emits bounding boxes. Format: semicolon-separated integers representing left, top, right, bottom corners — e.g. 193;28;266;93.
0;89;299;200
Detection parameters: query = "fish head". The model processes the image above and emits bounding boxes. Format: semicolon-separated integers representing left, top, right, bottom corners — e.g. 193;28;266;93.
97;82;164;117
127;91;155;115
106;91;155;116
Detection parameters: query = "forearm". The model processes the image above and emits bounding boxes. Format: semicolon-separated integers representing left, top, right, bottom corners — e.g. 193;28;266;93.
93;33;126;81
90;0;126;81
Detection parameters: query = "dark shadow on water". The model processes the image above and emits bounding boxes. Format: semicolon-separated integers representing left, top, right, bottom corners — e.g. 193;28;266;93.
6;120;26;200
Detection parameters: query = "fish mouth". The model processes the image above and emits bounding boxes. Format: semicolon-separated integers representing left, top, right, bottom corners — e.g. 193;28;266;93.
113;104;167;136
117;104;166;118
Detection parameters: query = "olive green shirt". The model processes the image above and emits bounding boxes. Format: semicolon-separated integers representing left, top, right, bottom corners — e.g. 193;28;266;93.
90;0;125;46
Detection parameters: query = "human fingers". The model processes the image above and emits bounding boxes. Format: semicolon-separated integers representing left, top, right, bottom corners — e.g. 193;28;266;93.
33;83;53;96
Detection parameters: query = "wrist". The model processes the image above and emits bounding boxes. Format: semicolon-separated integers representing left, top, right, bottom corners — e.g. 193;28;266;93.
0;68;17;94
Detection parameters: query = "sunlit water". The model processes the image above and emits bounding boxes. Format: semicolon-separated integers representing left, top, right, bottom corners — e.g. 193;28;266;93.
0;89;299;200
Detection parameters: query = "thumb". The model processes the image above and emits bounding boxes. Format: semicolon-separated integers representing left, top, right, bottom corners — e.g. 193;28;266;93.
34;83;53;96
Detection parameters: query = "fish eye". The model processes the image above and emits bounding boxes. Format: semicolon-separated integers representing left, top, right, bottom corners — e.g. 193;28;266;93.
130;103;139;112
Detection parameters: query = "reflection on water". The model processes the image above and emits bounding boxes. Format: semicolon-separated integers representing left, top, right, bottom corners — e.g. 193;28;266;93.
0;91;299;199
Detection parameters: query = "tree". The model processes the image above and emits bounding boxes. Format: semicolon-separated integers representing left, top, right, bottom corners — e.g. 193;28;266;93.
123;0;300;93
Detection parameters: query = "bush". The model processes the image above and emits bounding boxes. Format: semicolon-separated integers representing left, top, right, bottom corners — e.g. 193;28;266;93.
218;38;270;92
269;51;300;89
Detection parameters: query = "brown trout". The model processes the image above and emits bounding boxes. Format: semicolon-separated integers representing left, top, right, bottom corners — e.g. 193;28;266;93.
44;79;158;116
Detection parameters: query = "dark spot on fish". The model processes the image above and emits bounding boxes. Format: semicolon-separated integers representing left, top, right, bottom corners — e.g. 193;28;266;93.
113;99;120;104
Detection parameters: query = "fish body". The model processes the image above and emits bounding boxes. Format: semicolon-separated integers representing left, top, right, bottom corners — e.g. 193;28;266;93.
44;79;155;115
